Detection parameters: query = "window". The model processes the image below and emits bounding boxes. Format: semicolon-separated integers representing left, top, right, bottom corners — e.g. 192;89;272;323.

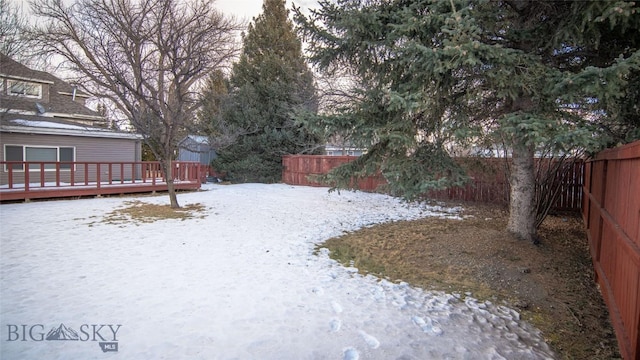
4;146;23;171
3;145;75;171
60;148;74;168
6;79;42;99
25;147;57;170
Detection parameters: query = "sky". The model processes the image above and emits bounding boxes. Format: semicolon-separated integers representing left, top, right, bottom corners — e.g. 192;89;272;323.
13;0;323;82
216;0;320;23
19;0;321;25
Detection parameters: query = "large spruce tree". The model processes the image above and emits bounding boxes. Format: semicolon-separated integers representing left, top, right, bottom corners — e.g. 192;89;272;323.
294;0;639;242
211;0;320;183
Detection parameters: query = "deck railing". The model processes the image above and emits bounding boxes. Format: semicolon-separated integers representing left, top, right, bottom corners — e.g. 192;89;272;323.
0;161;202;201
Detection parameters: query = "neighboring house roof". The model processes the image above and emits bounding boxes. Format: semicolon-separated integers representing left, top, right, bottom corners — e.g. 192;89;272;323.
324;143;367;153
0;53;141;140
0;53;106;125
325;143;365;149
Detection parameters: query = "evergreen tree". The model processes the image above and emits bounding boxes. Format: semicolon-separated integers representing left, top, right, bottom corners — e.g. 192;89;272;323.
212;0;321;183
199;70;230;127
294;0;640;242
198;70;235;148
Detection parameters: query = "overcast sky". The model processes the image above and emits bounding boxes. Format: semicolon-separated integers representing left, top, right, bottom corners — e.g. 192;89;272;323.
19;0;320;26
216;0;319;23
14;0;322;74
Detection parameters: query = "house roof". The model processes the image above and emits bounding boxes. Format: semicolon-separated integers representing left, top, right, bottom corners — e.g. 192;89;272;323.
0;53;103;121
0;54;141;140
1;115;142;140
324;143;366;150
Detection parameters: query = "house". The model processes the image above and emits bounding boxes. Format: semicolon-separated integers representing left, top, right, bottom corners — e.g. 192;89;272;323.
0;53;142;185
324;143;367;156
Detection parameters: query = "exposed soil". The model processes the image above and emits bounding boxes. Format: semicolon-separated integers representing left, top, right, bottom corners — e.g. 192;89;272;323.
320;202;620;359
83;200;208;226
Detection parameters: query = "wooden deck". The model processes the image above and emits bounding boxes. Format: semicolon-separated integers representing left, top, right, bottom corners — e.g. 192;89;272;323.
0;161;203;202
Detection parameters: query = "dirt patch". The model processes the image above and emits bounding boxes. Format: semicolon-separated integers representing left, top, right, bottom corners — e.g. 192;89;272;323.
319;202;619;359
86;200;208;226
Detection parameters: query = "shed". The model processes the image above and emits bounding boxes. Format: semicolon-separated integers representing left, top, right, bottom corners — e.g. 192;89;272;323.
177;135;217;165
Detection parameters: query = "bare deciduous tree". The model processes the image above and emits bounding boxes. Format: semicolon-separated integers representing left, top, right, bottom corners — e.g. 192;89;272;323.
0;0;29;61
28;0;242;207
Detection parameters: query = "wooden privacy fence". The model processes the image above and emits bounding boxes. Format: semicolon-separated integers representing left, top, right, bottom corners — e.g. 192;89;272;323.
282;155;584;212
282;155;387;190
583;140;640;360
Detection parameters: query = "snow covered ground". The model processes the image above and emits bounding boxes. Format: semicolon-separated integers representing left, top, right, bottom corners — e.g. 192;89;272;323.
0;183;555;359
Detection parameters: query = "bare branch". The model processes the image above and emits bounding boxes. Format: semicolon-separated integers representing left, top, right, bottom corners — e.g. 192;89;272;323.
27;0;242;207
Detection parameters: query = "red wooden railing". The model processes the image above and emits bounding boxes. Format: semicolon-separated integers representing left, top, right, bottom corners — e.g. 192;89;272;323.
583;140;640;360
0;161;202;201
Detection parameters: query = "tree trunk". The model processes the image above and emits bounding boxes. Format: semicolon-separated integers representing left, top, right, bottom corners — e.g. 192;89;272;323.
507;141;537;242
161;158;180;208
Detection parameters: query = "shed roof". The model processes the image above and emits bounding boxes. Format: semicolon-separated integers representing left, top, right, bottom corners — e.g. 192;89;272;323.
180;135;210;145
